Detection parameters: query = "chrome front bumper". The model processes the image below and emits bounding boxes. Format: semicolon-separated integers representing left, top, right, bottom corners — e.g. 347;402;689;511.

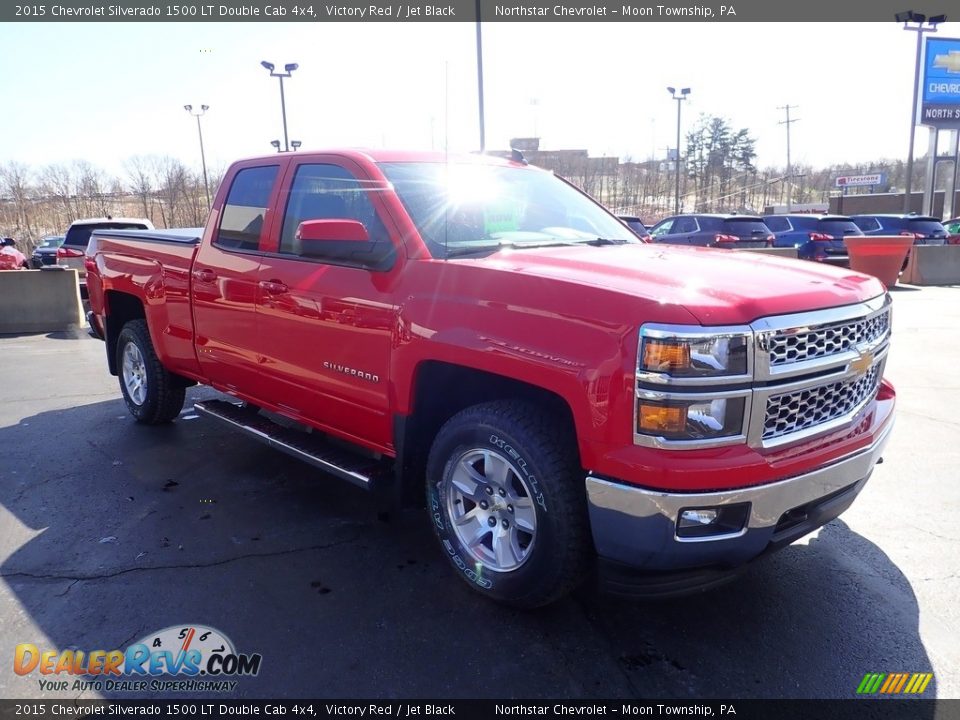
586;418;893;574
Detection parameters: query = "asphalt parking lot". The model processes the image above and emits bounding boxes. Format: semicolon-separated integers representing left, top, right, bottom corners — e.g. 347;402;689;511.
0;285;958;701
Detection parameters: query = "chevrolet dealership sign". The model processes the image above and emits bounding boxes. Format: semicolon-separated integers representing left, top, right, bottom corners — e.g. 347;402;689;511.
922;37;960;127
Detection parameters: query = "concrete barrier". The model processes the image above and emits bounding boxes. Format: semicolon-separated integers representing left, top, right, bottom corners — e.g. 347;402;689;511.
0;269;84;334
901;245;960;286
734;247;799;259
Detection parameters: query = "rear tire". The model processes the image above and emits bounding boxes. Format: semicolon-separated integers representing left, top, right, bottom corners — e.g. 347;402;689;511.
426;400;590;608
116;319;186;424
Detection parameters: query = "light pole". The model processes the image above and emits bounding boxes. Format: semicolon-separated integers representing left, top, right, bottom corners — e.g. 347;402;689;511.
896;11;946;212
261;60;298;152
475;0;486;152
184;104;211;211
667;87;690;215
270;140;281;153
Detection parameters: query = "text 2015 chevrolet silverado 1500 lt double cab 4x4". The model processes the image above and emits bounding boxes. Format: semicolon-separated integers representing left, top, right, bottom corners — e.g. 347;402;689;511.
86;150;895;607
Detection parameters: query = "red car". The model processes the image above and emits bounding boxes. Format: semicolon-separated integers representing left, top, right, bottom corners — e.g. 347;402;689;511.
86;150;895;606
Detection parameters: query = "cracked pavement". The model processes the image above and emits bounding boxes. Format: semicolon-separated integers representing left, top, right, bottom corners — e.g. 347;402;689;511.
1;286;958;700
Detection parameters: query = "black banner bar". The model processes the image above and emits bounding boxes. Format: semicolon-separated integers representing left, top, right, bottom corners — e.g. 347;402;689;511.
2;0;955;23
0;699;956;720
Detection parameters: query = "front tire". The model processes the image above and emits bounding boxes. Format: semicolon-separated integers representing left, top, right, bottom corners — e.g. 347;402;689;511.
426;400;590;607
117;319;186;424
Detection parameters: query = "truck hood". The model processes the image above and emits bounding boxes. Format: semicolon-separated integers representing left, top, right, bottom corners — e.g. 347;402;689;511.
475;244;886;325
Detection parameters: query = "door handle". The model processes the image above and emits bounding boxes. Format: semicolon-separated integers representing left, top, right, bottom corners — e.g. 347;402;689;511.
195;268;216;283
260;280;289;295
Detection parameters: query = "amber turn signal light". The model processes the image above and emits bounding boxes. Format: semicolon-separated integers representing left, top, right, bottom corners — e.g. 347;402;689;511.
638;403;687;433
642;340;691;372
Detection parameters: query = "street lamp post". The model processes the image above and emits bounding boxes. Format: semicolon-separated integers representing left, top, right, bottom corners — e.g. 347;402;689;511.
184;104;211;211
667;87;690;215
261;61;299;152
896;11;946;212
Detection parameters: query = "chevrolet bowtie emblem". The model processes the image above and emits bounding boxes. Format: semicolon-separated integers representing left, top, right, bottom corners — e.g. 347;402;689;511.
850;349;874;375
934;51;960;74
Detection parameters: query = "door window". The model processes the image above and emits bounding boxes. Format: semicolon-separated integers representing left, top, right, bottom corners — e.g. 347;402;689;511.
215;165;279;252
672;217;699;234
280;164;389;256
650;219;673;237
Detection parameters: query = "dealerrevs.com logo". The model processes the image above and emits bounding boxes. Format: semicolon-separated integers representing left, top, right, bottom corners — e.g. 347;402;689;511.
14;625;262;693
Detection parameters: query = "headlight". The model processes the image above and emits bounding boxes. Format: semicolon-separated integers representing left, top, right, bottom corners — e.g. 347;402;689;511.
636;396;746;441
640;333;749;378
635;324;754;448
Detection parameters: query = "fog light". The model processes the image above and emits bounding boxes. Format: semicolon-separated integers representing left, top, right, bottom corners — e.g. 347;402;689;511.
679;509;719;527
676;503;750;539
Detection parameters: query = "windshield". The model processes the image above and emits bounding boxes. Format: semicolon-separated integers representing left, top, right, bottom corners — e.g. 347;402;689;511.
379;162;637;257
39;236;65;248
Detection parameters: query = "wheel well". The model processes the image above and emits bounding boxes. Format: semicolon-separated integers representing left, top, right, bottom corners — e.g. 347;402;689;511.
394;361;579;507
104;291;146;375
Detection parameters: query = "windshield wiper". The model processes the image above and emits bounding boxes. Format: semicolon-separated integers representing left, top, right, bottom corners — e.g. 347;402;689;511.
444;237;631;258
582;237;631;246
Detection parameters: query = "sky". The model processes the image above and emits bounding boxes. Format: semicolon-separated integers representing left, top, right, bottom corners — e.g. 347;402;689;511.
1;20;958;180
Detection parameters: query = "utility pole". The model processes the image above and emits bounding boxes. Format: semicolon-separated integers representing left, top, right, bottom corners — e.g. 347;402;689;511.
778;104;800;212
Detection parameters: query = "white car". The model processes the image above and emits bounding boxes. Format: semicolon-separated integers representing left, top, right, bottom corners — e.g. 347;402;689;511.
57;217;154;292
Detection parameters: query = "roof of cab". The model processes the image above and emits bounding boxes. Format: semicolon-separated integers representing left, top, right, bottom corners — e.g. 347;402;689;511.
232;148;536;168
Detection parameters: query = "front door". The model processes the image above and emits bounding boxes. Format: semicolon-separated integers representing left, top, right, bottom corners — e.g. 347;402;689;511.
255;158;401;454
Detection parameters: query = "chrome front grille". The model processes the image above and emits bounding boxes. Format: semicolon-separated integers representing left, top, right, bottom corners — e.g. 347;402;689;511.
762;364;882;440
767;307;890;366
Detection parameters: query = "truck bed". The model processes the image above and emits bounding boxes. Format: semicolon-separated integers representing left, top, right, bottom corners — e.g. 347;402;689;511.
87;227;205;380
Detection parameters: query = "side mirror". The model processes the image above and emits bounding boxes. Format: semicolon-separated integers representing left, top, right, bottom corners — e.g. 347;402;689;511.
297;218;370;244
295;218;395;271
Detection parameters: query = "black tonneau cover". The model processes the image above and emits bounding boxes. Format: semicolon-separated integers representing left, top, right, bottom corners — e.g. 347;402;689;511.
92;228;203;245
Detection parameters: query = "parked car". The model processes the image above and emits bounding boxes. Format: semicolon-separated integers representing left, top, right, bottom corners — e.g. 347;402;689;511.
944;217;960;245
850;213;947;245
86;150;894;607
0;238;28;270
617;215;652;242
30;234;66;268
763;214;862;266
59;217;154;291
648;213;774;249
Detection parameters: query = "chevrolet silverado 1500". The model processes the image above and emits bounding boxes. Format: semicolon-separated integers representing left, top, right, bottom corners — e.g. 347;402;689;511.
86;150;895;606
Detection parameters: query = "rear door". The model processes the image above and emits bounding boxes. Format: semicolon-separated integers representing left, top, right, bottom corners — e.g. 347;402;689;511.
192;162;283;394
254;157;401;453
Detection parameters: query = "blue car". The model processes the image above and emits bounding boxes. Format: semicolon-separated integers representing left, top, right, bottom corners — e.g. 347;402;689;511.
763;215;862;266
850;213;947;246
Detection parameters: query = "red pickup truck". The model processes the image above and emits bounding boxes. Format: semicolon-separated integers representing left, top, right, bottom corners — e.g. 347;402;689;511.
86;150;895;606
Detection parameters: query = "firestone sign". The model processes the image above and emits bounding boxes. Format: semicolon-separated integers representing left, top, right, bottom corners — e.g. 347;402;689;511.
835;174;886;188
921;37;960;128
